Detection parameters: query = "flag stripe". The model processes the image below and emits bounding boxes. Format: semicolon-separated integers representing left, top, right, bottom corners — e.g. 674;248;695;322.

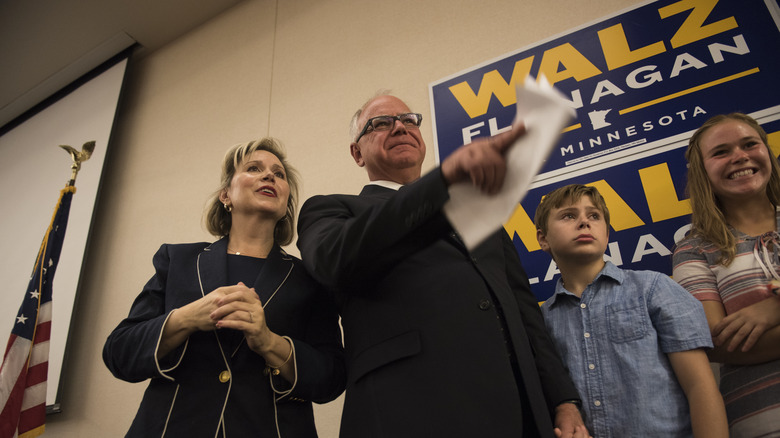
20;381;46;412
1;336;16;363
23;364;48;391
28;342;49;368
32;322;51;344
18;402;45;434
36;303;52;325
0;365;27;436
0;337;30;403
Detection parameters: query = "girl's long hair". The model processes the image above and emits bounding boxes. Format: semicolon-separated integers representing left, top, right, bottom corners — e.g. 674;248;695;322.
685;113;780;265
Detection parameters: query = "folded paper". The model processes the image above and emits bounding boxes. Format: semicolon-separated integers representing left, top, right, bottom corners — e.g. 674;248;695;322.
443;75;576;250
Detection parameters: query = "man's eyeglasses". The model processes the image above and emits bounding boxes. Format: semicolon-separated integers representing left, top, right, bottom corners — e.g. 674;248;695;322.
355;113;423;143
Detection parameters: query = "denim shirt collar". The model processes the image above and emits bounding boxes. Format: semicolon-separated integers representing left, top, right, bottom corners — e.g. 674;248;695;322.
547;261;624;307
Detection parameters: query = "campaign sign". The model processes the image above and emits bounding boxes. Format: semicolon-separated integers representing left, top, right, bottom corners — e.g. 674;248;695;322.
429;0;780;301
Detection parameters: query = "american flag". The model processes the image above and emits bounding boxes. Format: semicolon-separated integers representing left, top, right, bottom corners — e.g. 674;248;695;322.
0;186;75;438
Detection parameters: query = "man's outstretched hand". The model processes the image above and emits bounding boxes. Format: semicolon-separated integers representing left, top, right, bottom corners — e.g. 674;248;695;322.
441;122;526;195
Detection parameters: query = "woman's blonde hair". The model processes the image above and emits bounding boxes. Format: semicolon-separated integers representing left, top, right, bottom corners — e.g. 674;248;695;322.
685;113;780;265
204;138;300;245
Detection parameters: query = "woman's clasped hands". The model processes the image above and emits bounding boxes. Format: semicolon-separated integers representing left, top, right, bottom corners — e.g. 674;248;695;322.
208;282;275;352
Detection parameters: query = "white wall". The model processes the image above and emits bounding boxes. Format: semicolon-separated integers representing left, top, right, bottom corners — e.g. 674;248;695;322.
46;0;640;436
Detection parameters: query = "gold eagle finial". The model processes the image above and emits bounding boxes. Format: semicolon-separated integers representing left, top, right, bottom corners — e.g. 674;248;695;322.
59;141;96;184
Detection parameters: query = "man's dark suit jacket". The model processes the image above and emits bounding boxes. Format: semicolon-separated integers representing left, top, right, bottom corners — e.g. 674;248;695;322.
103;238;346;437
297;168;580;437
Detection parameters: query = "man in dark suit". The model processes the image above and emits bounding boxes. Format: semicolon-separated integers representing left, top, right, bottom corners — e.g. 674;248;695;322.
297;93;587;437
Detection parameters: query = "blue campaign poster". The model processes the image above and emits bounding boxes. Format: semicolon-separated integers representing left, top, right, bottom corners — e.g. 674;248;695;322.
430;0;780;301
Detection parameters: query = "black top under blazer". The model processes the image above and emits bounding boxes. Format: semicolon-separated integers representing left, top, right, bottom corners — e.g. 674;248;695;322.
103;237;346;437
297;168;580;438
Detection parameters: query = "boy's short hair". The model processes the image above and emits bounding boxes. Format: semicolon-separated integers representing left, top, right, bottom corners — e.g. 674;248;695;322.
534;184;611;234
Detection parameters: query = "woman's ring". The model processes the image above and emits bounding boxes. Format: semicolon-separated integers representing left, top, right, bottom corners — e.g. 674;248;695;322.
248;311;254;323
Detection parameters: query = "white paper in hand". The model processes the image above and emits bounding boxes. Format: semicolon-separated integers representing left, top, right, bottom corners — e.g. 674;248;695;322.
443;75;576;250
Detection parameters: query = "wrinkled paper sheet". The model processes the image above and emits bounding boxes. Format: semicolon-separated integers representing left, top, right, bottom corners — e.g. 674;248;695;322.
443;75;576;250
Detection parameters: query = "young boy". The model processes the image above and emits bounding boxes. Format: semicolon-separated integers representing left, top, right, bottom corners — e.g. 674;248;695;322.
534;184;727;438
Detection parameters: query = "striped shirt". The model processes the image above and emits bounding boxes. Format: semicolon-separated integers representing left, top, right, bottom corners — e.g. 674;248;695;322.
673;219;780;437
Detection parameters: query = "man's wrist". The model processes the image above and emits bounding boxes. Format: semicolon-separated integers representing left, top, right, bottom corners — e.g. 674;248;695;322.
557;399;582;411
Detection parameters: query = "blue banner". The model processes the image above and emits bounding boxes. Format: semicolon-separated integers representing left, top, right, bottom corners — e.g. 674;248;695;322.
430;0;780;301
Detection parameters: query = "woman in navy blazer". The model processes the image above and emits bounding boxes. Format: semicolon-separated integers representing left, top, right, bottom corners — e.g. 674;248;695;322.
103;138;346;437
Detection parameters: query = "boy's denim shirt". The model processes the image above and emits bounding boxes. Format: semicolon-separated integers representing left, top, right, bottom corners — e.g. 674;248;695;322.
541;261;712;438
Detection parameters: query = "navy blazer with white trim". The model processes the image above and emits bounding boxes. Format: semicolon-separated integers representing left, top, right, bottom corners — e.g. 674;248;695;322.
103;237;345;437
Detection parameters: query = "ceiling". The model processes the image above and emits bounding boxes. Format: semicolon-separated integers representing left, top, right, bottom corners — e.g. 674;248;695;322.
0;0;246;129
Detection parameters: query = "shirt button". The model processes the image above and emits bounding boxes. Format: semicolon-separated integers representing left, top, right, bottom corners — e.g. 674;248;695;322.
584;332;591;338
479;299;491;310
588;364;595;370
580;303;587;309
219;370;231;383
594;400;602;407
471;257;478;264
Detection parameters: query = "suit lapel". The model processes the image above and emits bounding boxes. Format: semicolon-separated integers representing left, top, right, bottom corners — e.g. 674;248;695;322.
251;244;293;309
198;239;294;357
195;237;237;358
447;230;468;252
197;238;293;308
196;237;229;297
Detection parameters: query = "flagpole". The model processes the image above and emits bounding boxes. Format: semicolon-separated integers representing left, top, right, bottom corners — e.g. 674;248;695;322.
0;141;95;438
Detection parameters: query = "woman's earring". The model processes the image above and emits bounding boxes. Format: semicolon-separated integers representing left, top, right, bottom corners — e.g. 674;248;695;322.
223;202;232;213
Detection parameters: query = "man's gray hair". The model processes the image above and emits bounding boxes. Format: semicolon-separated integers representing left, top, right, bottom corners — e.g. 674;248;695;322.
349;89;393;142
